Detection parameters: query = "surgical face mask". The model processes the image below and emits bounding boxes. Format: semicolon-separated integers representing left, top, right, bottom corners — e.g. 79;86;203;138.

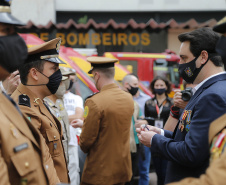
154;88;166;95
0;33;27;73
55;83;66;99
67;79;74;90
25;69;62;95
63;78;70;90
216;36;226;64
127;84;139;96
178;55;208;83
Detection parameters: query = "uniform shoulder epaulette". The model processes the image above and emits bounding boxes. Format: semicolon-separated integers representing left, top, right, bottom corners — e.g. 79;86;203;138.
85;92;99;101
18;94;31;107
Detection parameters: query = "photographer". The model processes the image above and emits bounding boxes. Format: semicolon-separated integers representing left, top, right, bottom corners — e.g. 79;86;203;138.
164;81;196;132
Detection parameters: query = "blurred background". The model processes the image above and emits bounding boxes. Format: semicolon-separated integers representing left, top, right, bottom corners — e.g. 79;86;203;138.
11;0;226;99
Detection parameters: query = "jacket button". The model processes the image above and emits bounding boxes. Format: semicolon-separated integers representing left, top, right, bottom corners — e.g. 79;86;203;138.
54;136;56;139
25;162;29;168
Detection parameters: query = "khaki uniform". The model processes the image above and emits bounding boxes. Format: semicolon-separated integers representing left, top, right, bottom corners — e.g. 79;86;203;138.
80;83;134;185
44;97;70;163
12;84;69;183
168;114;226;185
0;88;60;185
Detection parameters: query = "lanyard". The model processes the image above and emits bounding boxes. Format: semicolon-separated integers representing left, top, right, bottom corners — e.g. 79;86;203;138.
155;99;167;119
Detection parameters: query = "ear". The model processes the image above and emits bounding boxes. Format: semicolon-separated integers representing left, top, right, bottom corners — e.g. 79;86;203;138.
200;50;208;64
29;68;39;81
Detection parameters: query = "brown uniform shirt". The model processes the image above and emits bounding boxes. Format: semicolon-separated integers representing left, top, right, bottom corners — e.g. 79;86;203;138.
0;88;55;185
12;84;69;183
80;83;134;185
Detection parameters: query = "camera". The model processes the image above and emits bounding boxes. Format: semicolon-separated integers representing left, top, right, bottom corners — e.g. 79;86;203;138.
181;87;193;101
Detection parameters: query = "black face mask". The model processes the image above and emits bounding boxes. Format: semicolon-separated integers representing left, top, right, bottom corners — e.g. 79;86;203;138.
154;88;166;95
178;55;208;83
25;69;62;94
127;85;139;96
67;79;74;90
0;33;28;73
216;36;226;64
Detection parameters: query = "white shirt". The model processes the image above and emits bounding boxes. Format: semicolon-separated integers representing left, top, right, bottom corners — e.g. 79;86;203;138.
63;91;84;143
0;81;6;93
63;92;84;116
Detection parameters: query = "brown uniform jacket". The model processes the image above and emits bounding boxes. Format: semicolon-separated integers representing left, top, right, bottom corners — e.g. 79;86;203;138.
168;114;226;185
12;84;69;183
80;83;134;185
0;89;58;185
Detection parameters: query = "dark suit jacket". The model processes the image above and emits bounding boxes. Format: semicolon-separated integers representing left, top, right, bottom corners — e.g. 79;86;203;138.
151;73;226;184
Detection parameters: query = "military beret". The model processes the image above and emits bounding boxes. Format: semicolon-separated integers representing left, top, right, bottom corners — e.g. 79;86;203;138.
213;16;226;34
0;0;25;26
60;66;76;76
87;56;118;74
26;38;66;64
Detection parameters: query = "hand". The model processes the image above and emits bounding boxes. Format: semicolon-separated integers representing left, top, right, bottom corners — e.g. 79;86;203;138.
136;124;161;134
173;89;188;109
137;130;156;147
71;119;83;128
2;70;20;94
135;119;148;129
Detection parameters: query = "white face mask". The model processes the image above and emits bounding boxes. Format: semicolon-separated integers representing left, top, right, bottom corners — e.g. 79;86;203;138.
55;83;66;99
62;78;70;90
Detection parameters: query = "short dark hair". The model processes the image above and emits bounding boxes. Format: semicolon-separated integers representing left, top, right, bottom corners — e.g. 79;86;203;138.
178;27;223;67
19;60;46;84
93;67;115;79
150;76;172;95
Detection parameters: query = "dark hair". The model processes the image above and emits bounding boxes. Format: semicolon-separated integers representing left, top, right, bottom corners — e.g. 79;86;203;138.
150;76;172;95
178;27;223;67
19;60;46;84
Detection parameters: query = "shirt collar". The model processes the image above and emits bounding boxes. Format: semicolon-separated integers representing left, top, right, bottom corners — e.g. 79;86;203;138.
192;71;226;94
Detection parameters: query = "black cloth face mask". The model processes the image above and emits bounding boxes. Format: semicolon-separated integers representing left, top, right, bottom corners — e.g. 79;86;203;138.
178;55;209;83
25;69;62;94
0;33;28;73
127;85;139;96
154;88;166;95
216;36;226;64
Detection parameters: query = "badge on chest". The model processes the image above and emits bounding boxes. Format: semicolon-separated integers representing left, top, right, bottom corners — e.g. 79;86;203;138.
179;110;192;132
18;94;31;107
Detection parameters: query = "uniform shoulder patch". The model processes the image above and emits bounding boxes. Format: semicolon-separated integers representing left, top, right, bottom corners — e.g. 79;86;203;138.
85;92;99;101
84;106;89;118
18;94;31;107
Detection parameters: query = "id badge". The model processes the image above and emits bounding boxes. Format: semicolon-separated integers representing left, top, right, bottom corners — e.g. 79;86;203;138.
155;119;164;128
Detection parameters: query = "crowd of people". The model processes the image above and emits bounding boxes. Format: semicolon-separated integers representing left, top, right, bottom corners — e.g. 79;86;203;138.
1;0;226;185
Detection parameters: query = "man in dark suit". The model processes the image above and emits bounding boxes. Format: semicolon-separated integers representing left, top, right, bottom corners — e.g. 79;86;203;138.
137;27;226;184
164;16;226;185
